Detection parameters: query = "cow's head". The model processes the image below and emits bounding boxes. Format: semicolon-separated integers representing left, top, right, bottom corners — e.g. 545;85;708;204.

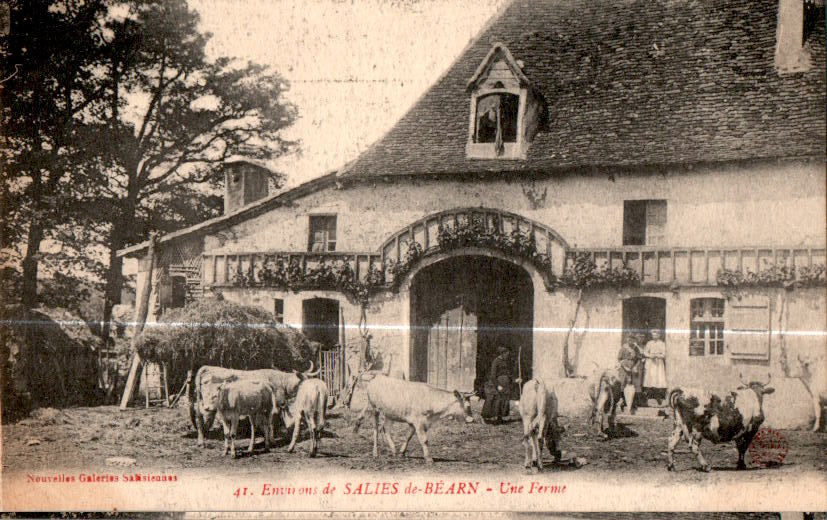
795;353;816;380
294;359;320;381
453;390;475;423
738;373;775;401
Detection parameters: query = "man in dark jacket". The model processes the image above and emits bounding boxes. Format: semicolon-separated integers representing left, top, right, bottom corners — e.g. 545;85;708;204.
482;345;515;424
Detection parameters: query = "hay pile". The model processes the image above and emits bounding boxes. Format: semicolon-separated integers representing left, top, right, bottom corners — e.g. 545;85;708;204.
1;305;103;422
135;299;317;392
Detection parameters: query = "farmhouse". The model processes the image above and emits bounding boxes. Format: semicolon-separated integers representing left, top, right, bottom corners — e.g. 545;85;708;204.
119;0;825;418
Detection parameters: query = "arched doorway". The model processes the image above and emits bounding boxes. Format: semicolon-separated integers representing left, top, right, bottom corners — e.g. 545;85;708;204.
409;255;533;395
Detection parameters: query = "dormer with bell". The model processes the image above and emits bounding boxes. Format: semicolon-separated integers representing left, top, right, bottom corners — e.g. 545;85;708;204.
466;43;543;160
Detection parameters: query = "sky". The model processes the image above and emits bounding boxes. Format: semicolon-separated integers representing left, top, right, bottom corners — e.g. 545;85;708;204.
189;0;506;187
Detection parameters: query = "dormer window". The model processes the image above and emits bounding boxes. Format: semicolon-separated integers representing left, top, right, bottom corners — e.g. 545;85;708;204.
474;92;519;148
466;43;541;160
775;0;823;74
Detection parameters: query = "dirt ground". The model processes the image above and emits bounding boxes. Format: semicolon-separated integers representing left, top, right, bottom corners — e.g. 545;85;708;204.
3;400;825;483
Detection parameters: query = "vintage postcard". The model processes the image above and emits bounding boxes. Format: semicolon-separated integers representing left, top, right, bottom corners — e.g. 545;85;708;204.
1;0;825;514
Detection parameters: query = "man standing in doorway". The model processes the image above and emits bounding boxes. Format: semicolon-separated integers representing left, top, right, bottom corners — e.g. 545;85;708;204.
482;345;515;424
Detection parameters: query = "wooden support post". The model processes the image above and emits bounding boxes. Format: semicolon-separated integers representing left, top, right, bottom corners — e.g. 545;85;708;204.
163;363;170;406
119;233;158;411
142;363;150;409
339;306;347;395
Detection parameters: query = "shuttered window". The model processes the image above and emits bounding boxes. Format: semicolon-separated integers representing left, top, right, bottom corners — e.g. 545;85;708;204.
623;200;667;246
727;297;771;360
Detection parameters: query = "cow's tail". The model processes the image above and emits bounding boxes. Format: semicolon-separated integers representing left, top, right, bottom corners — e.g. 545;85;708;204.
188;367;203;430
591;374;610;424
317;388;328;431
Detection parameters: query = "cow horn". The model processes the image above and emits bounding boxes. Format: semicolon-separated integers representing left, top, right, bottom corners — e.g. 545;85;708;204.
764;372;772;386
738;372;748;387
303;359;320;377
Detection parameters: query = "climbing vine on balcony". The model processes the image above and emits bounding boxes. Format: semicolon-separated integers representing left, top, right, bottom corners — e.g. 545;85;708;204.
716;262;826;290
386;217;556;289
232;255;385;306
555;252;641;290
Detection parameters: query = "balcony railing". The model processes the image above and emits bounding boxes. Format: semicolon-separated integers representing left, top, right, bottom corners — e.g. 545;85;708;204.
199;244;825;290
203;251;382;287
565;246;826;285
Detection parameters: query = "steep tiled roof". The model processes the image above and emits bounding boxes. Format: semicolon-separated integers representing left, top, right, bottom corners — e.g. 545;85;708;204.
341;0;825;179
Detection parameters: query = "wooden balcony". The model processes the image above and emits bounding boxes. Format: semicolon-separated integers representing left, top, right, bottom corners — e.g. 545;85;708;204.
202;251;382;287
565;246;827;286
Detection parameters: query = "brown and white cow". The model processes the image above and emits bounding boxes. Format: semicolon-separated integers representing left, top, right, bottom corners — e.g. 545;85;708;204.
667;374;775;472
519;377;563;472
794;353;826;432
283;378;329;457
588;368;624;436
352;375;474;464
191;362;319;448
216;378;286;458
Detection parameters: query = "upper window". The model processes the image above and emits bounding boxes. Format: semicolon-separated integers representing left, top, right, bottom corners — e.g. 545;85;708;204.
623;200;666;246
308;215;336;252
689;298;725;356
474;92;519;146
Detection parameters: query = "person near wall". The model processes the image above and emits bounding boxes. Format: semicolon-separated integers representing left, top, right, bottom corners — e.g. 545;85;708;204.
482;345;517;424
643;329;667;403
617;338;642;414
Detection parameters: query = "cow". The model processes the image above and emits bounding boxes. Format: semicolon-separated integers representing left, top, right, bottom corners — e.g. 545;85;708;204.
519;377;563;472
283;378;329;457
215;378;286;458
588;368;624;437
190;361;319;448
667;373;775;472
794;353;827;432
352;375;474;464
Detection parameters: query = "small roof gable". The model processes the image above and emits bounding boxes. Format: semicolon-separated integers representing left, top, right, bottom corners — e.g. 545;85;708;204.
341;0;825;180
466;42;530;92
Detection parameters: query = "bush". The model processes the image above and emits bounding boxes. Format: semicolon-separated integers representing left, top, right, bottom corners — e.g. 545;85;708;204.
135;299;318;393
1;305;103;422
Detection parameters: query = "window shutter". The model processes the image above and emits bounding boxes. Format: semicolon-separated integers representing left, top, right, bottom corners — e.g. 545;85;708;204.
645;201;667;246
727;297;771;360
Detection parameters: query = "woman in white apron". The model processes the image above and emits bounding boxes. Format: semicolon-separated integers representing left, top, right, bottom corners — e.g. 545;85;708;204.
643;329;667;396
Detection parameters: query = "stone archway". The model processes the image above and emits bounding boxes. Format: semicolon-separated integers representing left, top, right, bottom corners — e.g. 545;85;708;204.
409;255;533;396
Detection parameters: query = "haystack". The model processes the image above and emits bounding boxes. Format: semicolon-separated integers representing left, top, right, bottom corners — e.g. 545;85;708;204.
134;299;317;393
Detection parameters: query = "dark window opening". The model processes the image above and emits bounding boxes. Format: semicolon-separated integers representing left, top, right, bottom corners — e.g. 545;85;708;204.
623;200;666;246
302;298;339;348
308;215;337;252
474;93;519;144
274;298;284;324
170;276;187;309
804;1;825;44
689;298;725;357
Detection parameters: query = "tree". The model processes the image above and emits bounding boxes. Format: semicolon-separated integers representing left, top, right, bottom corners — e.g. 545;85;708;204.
78;0;297;339
0;0;110;308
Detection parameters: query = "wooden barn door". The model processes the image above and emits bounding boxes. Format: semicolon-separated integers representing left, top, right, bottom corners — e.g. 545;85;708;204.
427;297;477;392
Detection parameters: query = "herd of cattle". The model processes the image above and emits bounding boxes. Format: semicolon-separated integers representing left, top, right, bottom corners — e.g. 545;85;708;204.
188;355;825;473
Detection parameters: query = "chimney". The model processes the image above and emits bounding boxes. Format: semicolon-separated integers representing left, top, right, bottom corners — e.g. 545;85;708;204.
223;161;271;215
775;0;812;74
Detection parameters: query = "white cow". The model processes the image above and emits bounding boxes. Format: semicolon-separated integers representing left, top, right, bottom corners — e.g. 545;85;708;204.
190;362;318;448
283;378;329;457
519;378;563;472
353;375;474;464
795;353;827;432
216;378;285;458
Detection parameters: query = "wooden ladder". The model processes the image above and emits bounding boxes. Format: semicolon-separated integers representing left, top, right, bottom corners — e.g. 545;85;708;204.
141;362;170;408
